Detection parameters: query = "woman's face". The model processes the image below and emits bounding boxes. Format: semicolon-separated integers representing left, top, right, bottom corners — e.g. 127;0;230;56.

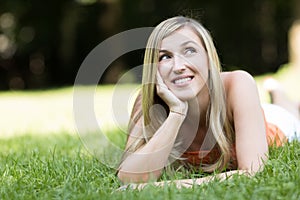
158;26;209;101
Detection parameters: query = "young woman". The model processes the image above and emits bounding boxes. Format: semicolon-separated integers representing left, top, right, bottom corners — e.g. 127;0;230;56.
117;16;300;188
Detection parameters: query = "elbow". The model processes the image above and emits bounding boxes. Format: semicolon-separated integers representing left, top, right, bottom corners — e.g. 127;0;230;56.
117;169;162;184
117;170;132;184
240;165;263;175
238;150;269;174
238;159;267;175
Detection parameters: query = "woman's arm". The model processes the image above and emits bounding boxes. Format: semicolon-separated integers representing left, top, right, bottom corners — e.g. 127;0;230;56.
226;70;268;172
118;170;249;190
118;73;188;184
118;111;185;183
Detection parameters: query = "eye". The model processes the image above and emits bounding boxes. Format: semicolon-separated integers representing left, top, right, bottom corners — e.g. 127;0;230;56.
184;47;196;55
159;54;171;61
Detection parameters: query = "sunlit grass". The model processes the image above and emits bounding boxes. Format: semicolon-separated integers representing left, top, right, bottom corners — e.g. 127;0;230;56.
255;63;300;103
0;87;74;137
0;84;139;138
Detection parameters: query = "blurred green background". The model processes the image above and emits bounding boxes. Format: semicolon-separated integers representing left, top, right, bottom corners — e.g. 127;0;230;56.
0;0;299;90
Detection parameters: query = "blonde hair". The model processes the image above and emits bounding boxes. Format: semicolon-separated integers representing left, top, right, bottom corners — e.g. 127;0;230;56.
124;16;234;172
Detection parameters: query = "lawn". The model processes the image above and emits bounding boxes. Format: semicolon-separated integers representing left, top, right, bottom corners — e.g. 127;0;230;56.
0;129;299;199
0;76;300;199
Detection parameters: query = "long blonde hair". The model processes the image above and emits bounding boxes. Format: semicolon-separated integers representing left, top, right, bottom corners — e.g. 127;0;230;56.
124;16;234;172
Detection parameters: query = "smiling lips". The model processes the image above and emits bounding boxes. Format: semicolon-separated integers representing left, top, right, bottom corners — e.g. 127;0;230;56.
173;76;194;85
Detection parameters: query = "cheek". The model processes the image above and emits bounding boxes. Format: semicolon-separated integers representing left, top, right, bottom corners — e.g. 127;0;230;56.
158;65;169;78
158;66;173;88
194;58;209;76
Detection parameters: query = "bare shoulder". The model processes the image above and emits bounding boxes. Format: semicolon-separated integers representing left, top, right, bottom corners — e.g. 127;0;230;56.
221;70;260;108
221;70;256;88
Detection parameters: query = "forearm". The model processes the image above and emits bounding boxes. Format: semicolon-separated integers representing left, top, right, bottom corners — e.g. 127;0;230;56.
162;170;249;187
118;112;185;183
121;170;249;190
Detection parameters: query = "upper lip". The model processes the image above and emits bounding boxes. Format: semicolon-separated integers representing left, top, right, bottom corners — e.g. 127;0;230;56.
171;75;194;83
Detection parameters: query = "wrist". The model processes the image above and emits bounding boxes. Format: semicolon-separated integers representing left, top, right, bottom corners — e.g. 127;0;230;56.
169;111;186;122
169;109;186;116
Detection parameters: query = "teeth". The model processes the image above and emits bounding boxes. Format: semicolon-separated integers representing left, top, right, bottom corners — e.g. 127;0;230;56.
174;77;192;84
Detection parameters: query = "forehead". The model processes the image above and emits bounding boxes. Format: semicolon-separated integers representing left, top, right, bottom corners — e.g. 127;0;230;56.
160;27;203;49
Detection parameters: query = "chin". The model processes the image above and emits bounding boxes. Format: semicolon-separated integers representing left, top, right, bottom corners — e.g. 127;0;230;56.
174;91;198;101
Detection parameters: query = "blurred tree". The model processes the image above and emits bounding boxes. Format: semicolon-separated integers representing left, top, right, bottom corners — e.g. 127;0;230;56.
0;0;297;90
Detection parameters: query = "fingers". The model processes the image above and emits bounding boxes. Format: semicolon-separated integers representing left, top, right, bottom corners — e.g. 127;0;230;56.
155;72;188;116
155;72;177;104
156;71;163;84
156;72;166;88
156;72;168;95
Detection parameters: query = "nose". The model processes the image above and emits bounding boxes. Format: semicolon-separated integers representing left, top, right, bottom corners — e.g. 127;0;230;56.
173;54;186;74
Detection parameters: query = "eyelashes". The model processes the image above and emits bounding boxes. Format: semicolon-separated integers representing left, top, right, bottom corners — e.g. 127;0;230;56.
159;54;171;61
184;47;196;55
159;47;197;62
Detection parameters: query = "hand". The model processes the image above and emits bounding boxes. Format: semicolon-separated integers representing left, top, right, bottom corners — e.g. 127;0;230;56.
156;72;188;116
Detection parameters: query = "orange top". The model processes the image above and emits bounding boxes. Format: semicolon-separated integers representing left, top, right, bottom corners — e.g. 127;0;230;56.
181;113;287;168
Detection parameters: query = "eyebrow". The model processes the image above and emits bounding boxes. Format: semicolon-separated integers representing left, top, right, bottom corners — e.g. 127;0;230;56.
181;40;199;47
159;40;199;53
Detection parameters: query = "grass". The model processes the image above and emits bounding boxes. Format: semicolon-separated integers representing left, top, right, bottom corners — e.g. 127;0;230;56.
0;84;138;137
0;134;120;199
0;66;300;199
0;133;299;199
